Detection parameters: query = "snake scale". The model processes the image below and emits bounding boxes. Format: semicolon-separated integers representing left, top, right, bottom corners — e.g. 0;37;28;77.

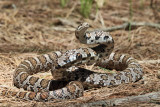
1;22;143;101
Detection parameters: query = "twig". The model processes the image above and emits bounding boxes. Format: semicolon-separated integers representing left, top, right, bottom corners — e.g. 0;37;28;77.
150;0;154;8
70;91;160;107
99;11;106;28
131;22;160;29
138;59;160;64
100;22;160;32
65;2;77;18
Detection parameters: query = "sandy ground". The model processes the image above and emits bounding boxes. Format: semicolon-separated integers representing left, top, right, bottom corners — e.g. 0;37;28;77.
0;0;160;106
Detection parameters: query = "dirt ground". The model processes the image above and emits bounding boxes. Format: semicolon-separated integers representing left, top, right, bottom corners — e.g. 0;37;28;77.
0;0;160;107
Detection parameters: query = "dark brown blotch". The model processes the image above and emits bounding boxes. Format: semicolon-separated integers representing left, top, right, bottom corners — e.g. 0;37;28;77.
20;73;29;84
40;92;49;101
18;92;27;99
40;79;50;89
110;80;116;86
28;92;36;100
29;77;39;86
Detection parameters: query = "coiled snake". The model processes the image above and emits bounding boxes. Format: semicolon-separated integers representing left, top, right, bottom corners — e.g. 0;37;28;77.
1;22;143;101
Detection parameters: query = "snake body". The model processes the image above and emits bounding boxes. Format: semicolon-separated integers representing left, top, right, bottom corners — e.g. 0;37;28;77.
1;22;143;101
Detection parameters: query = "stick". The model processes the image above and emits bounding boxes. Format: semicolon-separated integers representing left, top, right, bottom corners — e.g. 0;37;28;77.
138;59;160;64
99;22;160;32
65;2;77;18
70;91;160;107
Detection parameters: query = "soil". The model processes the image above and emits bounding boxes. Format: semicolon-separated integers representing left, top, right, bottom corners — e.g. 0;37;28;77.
0;0;160;107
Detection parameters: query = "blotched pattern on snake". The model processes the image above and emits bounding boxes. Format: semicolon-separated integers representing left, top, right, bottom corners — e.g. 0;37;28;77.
1;22;143;101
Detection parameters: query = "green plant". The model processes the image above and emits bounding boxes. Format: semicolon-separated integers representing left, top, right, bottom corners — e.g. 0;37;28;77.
80;0;93;18
60;0;69;8
24;0;28;3
140;0;145;9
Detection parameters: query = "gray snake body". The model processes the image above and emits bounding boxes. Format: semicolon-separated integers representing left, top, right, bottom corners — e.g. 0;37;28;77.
1;22;143;101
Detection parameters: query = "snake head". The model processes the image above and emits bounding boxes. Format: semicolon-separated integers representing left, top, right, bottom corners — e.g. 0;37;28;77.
76;22;89;31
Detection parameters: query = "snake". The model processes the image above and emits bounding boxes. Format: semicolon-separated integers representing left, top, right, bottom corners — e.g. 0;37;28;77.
1;22;143;101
